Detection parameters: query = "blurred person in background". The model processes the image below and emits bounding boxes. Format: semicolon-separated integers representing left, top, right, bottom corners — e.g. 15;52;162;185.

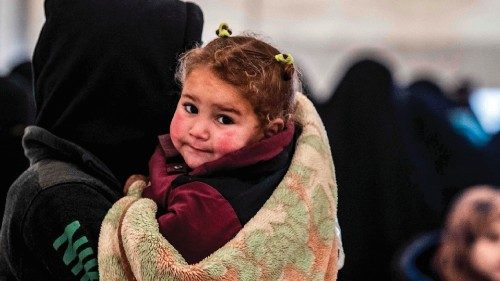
318;56;435;281
0;65;35;222
404;77;500;222
434;185;500;281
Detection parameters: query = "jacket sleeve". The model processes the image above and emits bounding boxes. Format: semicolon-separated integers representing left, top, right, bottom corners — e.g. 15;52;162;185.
22;183;114;280
157;182;242;264
143;145;173;208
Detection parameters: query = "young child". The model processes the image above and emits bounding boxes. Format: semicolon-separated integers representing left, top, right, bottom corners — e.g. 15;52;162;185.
434;185;500;281
141;23;301;264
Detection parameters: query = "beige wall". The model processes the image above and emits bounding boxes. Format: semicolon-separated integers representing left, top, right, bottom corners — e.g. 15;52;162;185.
0;0;43;74
192;0;500;100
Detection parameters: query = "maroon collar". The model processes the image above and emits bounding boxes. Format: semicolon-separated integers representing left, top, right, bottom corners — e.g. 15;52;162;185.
158;122;295;176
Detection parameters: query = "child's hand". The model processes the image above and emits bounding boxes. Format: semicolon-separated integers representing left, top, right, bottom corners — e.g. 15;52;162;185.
124;174;149;195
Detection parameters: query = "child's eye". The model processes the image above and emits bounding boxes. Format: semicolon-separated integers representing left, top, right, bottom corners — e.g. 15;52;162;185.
183;103;198;114
217;115;234;125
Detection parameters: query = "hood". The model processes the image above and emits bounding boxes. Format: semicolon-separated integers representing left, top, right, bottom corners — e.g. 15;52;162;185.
32;0;203;183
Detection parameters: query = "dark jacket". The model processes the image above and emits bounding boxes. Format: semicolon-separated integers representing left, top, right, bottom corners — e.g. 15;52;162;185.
0;0;203;279
0;126;121;280
144;123;296;264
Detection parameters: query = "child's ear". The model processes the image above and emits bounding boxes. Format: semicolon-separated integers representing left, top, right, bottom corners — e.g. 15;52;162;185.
264;118;285;137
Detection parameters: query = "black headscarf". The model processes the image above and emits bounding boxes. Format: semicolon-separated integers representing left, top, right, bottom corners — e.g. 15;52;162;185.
319;58;436;280
32;0;203;184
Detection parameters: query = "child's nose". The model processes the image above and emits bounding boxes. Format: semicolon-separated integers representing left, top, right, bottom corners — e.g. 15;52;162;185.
189;119;209;140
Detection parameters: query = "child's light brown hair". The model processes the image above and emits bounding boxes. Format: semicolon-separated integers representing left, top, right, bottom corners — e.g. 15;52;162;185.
176;34;300;127
434;185;500;281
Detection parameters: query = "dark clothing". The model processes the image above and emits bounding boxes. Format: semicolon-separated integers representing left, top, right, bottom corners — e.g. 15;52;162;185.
396;230;441;281
32;0;203;184
144;124;296;264
0;76;34;221
318;58;436;281
403;80;500;218
0;75;34;132
0;126;120;280
0;0;203;279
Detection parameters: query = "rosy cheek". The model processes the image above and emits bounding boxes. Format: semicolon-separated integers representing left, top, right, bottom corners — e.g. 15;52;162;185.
169;111;184;139
216;131;241;154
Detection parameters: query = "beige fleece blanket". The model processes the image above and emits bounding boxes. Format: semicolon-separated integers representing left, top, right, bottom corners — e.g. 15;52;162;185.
98;92;341;280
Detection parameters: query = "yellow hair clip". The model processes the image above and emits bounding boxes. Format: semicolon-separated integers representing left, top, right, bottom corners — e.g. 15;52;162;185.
215;23;232;38
275;53;294;65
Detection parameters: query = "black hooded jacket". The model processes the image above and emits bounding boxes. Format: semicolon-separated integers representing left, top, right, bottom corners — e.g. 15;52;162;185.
0;0;203;279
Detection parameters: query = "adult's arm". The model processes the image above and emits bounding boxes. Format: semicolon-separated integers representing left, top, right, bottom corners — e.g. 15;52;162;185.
22;184;113;280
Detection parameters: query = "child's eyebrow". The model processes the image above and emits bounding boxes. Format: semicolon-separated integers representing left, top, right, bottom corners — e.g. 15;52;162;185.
182;93;198;102
213;103;242;116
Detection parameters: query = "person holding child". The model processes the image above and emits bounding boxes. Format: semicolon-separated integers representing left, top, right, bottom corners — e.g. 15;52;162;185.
0;0;203;279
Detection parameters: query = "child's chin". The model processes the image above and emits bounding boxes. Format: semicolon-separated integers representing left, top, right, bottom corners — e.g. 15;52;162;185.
185;154;220;169
185;159;203;170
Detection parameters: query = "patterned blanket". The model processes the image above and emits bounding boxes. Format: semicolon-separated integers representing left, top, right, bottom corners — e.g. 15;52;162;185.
98;92;341;280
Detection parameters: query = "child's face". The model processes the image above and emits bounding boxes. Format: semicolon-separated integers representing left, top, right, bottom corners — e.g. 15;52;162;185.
170;66;264;169
471;219;500;281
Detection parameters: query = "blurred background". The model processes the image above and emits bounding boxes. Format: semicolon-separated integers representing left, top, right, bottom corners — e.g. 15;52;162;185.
1;0;499;280
3;0;500;98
